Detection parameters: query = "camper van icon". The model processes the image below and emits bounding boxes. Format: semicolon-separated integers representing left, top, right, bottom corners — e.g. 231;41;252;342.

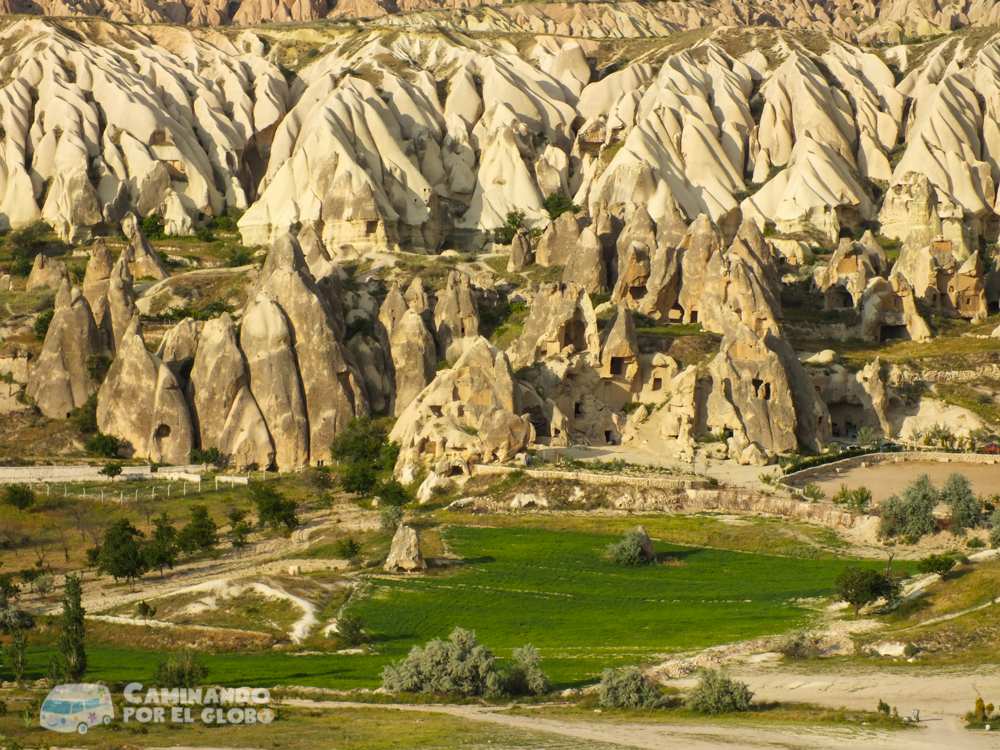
40;684;113;734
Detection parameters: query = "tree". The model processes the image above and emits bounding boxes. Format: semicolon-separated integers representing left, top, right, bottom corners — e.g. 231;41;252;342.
8;627;27;684
97;518;147;590
856;426;878;446
685;668;754;714
833;566;899;617
190;447;220;465
916;553;958;577
34;573;53;597
231;520;253;555
144;513;179;576
137;600;157;628
494;210;526;245
833;484;873;514
377;479;410;507
177;505;218;554
99;462;123;479
84;432;122;458
0;575;20;601
341;462;378;497
879;474;938;540
57;574;87;681
381;628;501;697
18;569;38;593
501;644;550;696
338;614;367;647
334;537;362;562
2;485;35;513
542;193;581;220
248;484;299;531
380;505;404;530
330;418;396;468
940;473;983;533
152;651;210;688
598;666;663;708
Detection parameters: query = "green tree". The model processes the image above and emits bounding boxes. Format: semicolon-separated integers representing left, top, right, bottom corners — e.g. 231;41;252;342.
248;484;299;531
335;538;362;562
177;505;218;554
231;520;253;555
542;193;581;220
338;614;367;647
856;426;878;446
598;666;663;708
57;574;86;681
143;512;179;576
137;600;157;628
381;628;501;697
494;210;525;245
18;569;38;593
8;627;27;684
141;215;165;240
152;651;210;688
84;432;122;458
330;418;397;468
33;308;54;341
99;461;123;478
2;485;35;513
501;644;549;696
341;463;378;497
834;566;899;617
916;553;958;577
605;529;653;566
376;479;410;507
940;473;982;532
190;447;220;465
97;519;147;590
879;474;938;540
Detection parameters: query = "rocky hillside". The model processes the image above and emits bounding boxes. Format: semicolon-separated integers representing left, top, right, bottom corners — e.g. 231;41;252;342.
3;18;1000;474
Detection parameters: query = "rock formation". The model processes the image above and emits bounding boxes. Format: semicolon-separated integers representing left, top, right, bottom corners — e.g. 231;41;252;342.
25;255;70;292
384;524;427;572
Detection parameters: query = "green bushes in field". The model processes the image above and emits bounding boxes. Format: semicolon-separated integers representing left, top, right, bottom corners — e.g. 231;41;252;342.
832;484;872;514
598;666;664;708
84;432;122;458
605;529;653;566
940;473;983;532
152;651;210;688
684;668;754;714
879;474;938;540
916;553;959;577
381;627;549;698
330;418;401;499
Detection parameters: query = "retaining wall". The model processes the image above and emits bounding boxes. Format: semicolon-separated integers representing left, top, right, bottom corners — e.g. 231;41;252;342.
473;463;709;490
0;465;152;484
784;451;1000;481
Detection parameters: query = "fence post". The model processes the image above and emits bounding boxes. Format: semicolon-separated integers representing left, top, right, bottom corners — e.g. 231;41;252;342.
135;489;138;502
168;484;171;498
83;487;86;498
101;490;104;502
152;486;155;499
215;477;218;491
184;483;187;496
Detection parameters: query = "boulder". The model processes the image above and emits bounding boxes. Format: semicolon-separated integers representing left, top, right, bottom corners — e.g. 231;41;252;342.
384;524;427;572
25;254;69;292
739;442;773;466
26;280;103;418
508;229;534;272
633;525;656;560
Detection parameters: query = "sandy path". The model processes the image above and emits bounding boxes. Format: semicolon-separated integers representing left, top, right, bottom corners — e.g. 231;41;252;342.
286;697;999;749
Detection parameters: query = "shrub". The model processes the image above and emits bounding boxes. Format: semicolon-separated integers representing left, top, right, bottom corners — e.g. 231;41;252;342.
227;247;254;267
334;538;362;561
605;529;652;566
84;432;122;458
598;666;663;708
190;447;220;465
141;216;165;240
71;393;99;434
382;627;501;697
834;566;900;617
802;483;825;502
916;553;957;577
380;505;404;530
338;614;367;647
177;505;218;554
2;484;35;513
494;210;526;245
776;631;821;659
248;484;299;531
684;668;754;714
377;479;410;507
940;473;982;532
152;651;210;688
967;537;986;549
856;426;878;446
301;466;333;491
33;308;54;340
501;644;549;696
341;462;378;497
832;484;871;513
99;462;123;478
903;643;919;658
878;699;891;716
542;193;581;220
879;474;937;540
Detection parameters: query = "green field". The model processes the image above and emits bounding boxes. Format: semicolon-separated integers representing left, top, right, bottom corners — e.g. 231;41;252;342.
18;526;882;690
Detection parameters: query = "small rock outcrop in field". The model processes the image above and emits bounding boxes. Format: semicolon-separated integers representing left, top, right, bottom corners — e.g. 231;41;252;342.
384;525;427;572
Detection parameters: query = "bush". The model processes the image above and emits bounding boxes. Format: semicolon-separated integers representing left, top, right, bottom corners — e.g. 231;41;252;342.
338;614;367;647
501;644;549;696
141;216;165;241
2;484;35;513
802;483;825;502
967;537;986;549
542;193;581;220
34;308;54;341
605;529;652;566
940;473;983;532
227;247;254;267
248;484;299;531
879;474;937;540
916;553;957;577
177;505;218;554
334;538;362;561
190;447;220;465
71;393;99;434
301;467;333;491
382;627;501;697
84;432;122;458
598;666;664;708
99;462;123;478
380;505;404;530
834;566;900;616
684;668;754;714
776;631;821;659
152;651;210;688
341;462;378;497
831;484;872;513
377;479;410;507
903;643;919;658
494;210;525;245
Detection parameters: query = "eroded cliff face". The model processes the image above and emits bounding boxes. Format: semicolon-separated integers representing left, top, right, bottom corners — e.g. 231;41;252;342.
10;19;992;471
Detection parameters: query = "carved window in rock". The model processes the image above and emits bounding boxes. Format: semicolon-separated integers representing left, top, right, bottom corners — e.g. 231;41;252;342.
752;378;771;401
652;377;663;391
609;357;626;377
365;221;378;235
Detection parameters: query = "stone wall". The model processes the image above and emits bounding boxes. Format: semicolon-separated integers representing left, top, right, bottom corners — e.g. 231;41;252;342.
473;463;709;490
0;465;152;484
784;451;1000;481
888;363;1000;386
